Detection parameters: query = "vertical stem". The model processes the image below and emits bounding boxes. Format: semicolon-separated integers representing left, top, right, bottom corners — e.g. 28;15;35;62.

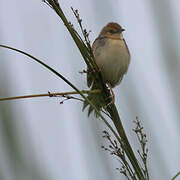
107;105;145;179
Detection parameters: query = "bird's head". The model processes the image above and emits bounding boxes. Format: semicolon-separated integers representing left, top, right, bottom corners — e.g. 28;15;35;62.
99;22;125;39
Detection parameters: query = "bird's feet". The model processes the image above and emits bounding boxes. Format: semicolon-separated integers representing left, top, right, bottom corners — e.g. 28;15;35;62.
106;83;115;107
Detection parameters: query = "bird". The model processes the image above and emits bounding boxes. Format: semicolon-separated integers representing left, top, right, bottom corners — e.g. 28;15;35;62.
84;22;130;115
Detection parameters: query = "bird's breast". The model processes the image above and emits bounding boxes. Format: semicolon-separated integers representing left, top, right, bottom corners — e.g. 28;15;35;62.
94;38;130;87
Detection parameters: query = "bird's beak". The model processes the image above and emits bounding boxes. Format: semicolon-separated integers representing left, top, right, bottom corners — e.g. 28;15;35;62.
121;28;125;32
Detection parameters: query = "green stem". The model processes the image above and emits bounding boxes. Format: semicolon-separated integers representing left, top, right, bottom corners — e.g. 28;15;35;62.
172;172;180;180
48;0;93;70
107;105;145;179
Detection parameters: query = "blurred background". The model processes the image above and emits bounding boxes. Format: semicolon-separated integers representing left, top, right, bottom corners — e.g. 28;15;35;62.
0;0;180;179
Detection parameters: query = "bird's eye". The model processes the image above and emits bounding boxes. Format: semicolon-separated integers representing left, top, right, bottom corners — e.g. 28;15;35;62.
109;29;115;34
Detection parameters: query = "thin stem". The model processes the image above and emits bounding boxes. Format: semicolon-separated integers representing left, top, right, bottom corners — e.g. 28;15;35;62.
0;90;101;101
172;172;180;180
107;105;144;179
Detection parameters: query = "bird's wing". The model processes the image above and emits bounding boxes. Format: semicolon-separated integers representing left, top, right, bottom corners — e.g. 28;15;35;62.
87;37;107;87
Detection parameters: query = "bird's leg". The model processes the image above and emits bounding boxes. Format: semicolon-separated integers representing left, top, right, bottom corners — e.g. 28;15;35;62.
106;83;115;106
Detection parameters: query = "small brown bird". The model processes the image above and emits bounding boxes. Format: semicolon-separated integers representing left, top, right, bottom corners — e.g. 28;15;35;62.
88;22;130;104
